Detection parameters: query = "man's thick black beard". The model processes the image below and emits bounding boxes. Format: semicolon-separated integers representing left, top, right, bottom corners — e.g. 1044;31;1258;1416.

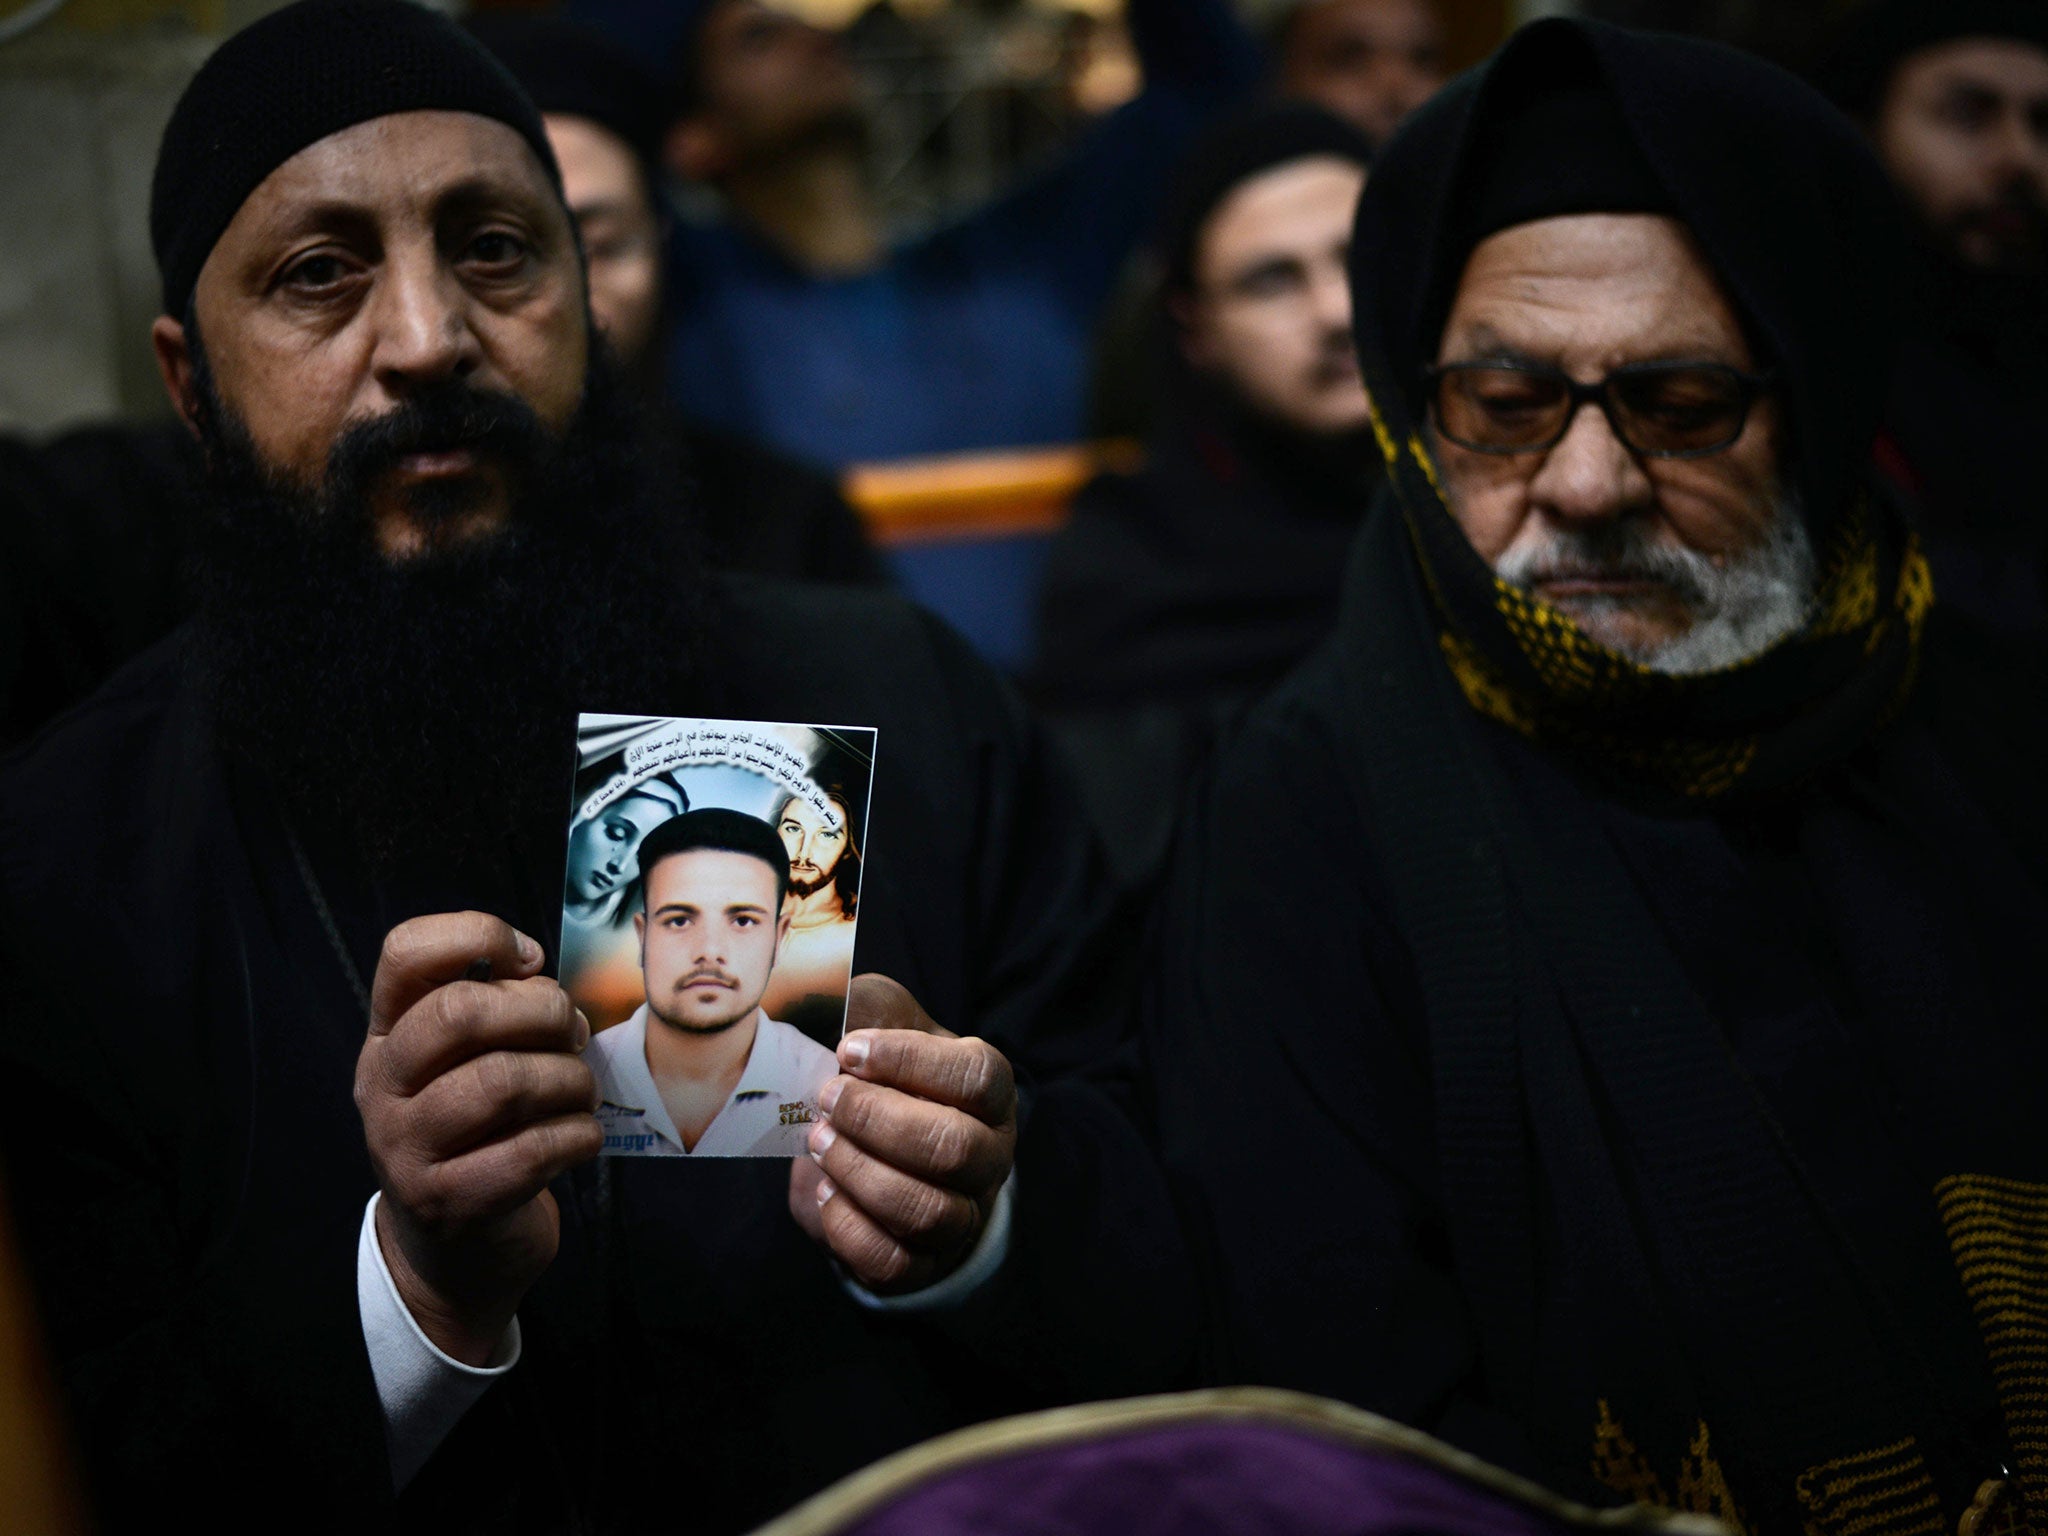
186;346;715;875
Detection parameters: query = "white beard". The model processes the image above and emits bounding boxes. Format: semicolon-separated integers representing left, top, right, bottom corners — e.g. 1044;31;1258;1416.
1494;494;1816;676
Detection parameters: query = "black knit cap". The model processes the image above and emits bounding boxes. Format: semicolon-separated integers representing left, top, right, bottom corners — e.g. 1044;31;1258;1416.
150;0;561;320
1158;101;1374;292
1819;0;2048;118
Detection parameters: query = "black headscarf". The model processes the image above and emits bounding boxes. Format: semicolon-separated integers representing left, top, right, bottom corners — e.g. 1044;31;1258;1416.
1156;100;1374;293
1350;17;1931;804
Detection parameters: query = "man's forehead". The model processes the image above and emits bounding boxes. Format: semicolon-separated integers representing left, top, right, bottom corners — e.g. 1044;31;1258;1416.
1902;35;2048;94
1445;214;1750;362
1302;0;1442;47
1204;158;1364;266
222;110;561;246
653;848;780;897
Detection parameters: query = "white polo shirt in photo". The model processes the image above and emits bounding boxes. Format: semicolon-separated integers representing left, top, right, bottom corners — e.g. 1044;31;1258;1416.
588;1003;839;1156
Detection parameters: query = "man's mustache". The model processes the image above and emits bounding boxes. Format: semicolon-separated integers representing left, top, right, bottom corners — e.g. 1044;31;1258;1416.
325;382;552;505
1308;329;1361;388
1501;525;1711;609
1950;186;2048;243
674;968;740;990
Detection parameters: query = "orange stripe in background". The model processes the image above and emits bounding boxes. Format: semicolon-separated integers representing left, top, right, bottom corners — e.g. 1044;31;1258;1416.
842;440;1144;547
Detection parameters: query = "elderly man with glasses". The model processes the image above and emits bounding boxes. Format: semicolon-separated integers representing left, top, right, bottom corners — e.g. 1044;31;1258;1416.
1145;18;2048;1535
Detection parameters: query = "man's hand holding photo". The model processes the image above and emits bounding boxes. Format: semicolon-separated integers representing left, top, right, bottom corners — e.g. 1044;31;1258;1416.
356;911;602;1366
792;976;1019;1296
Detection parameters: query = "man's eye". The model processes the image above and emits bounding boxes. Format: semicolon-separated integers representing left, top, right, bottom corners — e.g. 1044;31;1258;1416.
465;231;529;268
1937;92;1998;131
733;914;756;927
1236;265;1303;300
1475;384;1550;415
282;254;350;291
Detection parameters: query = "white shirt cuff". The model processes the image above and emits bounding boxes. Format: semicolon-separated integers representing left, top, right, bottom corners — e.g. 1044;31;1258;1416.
356;1191;520;1491
841;1172;1015;1312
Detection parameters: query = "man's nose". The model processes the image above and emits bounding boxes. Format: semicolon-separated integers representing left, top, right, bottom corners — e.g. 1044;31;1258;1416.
1308;259;1353;335
369;250;482;397
1524;399;1655;525
1987;105;2048;185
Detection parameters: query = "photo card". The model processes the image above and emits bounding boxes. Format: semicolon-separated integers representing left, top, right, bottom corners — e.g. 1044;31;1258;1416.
560;714;877;1158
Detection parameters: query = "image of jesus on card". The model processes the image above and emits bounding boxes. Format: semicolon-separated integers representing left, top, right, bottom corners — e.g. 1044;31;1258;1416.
587;807;839;1157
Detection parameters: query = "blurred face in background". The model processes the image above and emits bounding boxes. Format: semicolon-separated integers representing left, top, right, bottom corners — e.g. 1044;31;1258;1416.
1177;155;1371;437
1876;37;2048;274
667;0;863;181
545;113;663;370
1276;0;1447;149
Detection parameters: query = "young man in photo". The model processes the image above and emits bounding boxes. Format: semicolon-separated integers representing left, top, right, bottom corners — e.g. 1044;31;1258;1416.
590;809;838;1156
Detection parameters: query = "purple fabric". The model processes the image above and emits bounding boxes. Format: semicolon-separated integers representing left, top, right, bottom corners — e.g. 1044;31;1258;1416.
833;1420;1594;1536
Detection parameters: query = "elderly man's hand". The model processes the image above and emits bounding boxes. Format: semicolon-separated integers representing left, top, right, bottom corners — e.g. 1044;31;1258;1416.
356;912;603;1364
788;974;1018;1294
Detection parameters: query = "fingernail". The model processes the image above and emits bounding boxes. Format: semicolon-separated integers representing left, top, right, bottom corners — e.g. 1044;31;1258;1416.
819;1076;845;1115
841;1033;870;1070
815;1176;836;1205
809;1122;836;1161
575;1009;591;1050
515;931;542;967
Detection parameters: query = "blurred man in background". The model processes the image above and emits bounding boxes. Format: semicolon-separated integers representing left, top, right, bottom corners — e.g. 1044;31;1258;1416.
470;12;885;587
1270;0;1448;148
656;0;1259;469
1032;104;1376;888
1825;0;2048;630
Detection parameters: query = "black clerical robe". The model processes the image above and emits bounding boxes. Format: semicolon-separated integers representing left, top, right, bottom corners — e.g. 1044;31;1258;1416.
1028;382;1374;889
1146;508;2048;1536
0;578;1192;1533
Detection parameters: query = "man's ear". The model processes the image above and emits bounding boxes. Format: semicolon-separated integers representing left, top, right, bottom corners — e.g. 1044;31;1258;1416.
665;115;729;184
151;314;204;441
634;909;647;955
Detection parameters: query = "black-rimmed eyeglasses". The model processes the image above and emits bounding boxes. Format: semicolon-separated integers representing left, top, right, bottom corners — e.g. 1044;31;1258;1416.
1424;360;1775;459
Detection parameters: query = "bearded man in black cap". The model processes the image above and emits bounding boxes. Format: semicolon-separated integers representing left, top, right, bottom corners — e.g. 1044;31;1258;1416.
0;2;1187;1529
1824;0;2048;631
1148;18;2048;1535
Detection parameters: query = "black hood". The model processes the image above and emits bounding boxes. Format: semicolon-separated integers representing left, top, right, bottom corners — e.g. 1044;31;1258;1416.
1340;17;1934;806
1351;15;1911;543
